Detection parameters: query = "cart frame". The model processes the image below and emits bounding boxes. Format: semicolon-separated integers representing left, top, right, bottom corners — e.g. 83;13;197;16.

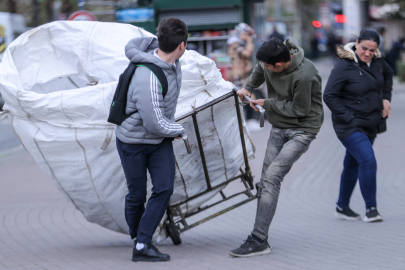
166;89;258;245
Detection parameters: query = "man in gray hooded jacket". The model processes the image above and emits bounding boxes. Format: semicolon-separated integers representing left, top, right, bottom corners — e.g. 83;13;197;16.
115;18;187;262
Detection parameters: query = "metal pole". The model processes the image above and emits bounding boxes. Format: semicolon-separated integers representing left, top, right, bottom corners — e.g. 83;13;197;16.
192;113;212;191
233;91;251;173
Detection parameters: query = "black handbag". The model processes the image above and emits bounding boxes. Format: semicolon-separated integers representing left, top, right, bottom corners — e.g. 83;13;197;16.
352;62;387;134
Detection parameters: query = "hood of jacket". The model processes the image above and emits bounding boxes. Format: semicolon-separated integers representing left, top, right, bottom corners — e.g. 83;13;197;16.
284;39;304;74
124;37;177;69
336;42;382;63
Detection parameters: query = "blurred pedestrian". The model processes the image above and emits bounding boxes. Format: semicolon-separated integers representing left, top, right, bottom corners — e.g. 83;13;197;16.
268;25;284;42
386;38;405;76
230;38;324;257
6;0;17;13
311;33;319;59
327;31;338;62
227;23;259;130
59;0;72;20
324;29;393;223
378;28;386;57
115;18;188;262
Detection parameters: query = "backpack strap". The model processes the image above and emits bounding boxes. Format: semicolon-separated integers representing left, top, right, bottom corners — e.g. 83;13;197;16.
135;63;169;97
123;63;169;121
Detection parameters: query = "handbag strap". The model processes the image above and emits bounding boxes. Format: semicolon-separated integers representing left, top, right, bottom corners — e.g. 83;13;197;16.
352;62;383;96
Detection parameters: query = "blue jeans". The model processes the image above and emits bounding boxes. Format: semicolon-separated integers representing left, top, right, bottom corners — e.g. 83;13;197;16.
338;132;376;210
116;138;175;244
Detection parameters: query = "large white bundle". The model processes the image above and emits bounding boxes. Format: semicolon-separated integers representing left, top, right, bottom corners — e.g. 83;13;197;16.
0;22;254;241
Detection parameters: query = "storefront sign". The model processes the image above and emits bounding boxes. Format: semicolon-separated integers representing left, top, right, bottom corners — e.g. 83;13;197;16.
116;8;154;23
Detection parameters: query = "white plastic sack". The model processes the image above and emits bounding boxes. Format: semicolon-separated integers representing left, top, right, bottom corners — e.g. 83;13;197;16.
0;22;254;241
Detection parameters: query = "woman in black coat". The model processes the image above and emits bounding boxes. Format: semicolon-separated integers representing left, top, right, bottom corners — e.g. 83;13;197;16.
324;29;393;223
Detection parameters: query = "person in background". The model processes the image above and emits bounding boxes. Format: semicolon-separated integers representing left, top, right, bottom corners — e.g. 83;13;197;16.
378;28;386;57
6;0;17;13
115;18;188;262
324;29;393;223
59;0;72;20
227;23;260;130
311;33;319;59
327;31;338;60
230;38;323;257
386;38;405;76
268;25;285;42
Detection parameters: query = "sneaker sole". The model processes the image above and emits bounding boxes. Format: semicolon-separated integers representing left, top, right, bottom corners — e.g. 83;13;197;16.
229;247;271;258
363;215;383;223
335;212;361;221
132;256;170;262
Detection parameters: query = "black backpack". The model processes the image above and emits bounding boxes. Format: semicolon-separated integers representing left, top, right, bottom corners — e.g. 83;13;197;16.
108;62;168;125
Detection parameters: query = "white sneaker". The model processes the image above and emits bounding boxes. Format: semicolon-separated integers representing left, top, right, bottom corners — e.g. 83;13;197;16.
363;207;383;222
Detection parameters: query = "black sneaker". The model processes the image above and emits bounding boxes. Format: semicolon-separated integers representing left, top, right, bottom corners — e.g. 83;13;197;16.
335;207;361;221
132;243;170;262
229;235;271;258
364;207;383;222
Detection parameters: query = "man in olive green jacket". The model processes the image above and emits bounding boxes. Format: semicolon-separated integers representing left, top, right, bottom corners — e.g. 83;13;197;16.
230;38;324;258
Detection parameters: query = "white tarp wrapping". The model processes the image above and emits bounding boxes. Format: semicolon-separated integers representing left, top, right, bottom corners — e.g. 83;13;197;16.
0;21;255;241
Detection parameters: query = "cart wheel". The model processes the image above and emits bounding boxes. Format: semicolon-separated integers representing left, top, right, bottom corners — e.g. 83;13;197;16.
166;221;182;245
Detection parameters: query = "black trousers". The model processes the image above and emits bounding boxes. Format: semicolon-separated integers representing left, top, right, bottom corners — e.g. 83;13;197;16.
116;138;175;244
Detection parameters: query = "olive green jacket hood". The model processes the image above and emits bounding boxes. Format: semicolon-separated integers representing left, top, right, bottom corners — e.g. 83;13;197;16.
284;39;304;73
245;39;324;134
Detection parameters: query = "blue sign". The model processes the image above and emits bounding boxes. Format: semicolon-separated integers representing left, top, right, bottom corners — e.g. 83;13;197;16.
116;8;154;22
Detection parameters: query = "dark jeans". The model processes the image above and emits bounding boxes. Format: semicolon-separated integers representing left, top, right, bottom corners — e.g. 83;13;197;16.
116;138;175;244
337;131;376;210
252;127;315;240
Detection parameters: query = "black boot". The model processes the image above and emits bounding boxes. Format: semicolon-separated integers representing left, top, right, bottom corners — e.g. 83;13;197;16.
132;243;170;262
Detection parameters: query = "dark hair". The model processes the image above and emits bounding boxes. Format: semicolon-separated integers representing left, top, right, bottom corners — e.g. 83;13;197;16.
256;38;290;65
357;28;380;46
156;18;188;53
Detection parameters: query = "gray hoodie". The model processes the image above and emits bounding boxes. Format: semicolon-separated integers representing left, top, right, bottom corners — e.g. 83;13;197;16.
115;37;185;144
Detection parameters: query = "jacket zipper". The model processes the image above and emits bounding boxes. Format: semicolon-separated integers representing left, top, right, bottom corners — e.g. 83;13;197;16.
359;71;362;75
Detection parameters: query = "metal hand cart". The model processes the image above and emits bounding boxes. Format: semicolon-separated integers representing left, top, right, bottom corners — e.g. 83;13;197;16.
166;89;265;245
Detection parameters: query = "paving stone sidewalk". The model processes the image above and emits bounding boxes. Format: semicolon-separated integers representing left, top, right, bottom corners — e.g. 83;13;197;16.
1;59;404;270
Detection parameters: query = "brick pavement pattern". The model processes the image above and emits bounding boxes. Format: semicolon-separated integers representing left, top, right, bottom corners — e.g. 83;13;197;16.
1;59;405;269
